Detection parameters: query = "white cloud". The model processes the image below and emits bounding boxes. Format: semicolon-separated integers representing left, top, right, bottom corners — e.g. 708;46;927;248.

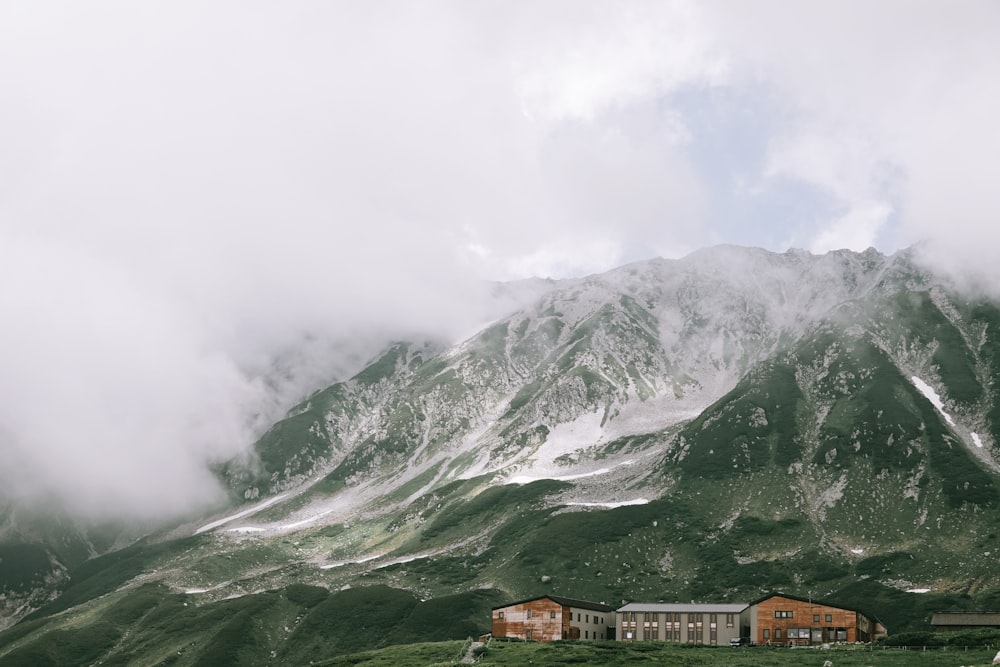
808;202;893;254
2;0;1000;521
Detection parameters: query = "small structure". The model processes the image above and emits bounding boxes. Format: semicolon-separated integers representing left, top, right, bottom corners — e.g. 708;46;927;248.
748;593;886;645
615;602;750;645
931;611;1000;632
491;595;615;642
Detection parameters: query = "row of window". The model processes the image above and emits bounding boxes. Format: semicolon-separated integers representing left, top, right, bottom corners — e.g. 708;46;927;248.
497;610;606;624
761;627;848;642
772;610;835;623
620;612;735;627
624;628;721;644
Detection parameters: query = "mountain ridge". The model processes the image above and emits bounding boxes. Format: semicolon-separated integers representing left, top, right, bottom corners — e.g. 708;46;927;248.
3;244;1000;662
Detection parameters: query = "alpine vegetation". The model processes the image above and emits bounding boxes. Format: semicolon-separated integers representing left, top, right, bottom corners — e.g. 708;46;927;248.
3;245;1000;663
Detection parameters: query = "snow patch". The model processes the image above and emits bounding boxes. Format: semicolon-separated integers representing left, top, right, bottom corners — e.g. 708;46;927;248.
907;588;932;593
279;509;336;531
184;588;209;594
910;376;955;426
319;554;381;570
508;466;615;485
194;494;289;534
851;547;864;555
532;411;605;466
972;432;983;448
565;498;650;508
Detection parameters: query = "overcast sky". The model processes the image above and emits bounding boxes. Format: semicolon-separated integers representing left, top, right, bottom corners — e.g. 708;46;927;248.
2;1;999;521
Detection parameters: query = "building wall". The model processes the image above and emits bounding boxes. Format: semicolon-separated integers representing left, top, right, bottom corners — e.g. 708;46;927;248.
567;606;612;640
750;596;872;645
617;609;744;645
931;612;1000;632
492;599;613;642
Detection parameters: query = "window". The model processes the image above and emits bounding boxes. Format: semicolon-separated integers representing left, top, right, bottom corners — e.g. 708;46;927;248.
763;629;770;641
774;610;793;618
726;613;734;628
585;630;589;639
526;610;532;619
710;613;717;624
525;629;532;640
775;628;782;640
825;614;832;623
586;614;590;623
577;613;581;622
813;614;820;623
498;612;504;620
550;611;556;619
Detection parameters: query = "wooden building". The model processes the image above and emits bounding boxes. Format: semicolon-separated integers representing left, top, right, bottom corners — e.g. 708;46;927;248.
748;593;885;645
931;611;1000;631
616;602;750;645
491;596;615;642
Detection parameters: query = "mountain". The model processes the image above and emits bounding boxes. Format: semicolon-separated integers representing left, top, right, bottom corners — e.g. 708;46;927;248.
3;244;1000;664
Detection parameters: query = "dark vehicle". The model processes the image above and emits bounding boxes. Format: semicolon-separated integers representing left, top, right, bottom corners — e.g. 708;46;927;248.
730;636;752;647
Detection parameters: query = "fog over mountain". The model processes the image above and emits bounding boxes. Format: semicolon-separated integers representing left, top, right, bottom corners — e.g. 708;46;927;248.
1;1;999;522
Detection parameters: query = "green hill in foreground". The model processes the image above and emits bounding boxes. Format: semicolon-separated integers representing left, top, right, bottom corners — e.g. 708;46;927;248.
318;639;999;667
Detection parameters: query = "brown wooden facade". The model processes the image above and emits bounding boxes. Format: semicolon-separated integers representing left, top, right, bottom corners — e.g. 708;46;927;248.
749;593;883;645
491;596;615;642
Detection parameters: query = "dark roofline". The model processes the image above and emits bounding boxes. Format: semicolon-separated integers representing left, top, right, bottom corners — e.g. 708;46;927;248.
748;592;883;626
492;595;614;613
931;611;1000;625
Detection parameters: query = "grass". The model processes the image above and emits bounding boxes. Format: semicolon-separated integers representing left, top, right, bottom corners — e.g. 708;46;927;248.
313;639;1000;667
313;640;466;666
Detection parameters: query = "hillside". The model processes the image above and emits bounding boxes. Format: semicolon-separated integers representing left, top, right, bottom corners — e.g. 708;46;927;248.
3;244;1000;663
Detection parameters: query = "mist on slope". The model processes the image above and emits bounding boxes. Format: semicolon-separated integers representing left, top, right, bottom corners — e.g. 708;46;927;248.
2;1;999;523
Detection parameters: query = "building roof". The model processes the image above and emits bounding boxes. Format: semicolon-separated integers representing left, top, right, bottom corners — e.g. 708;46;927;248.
492;595;615;613
748;592;879;623
931;611;1000;627
617;602;748;614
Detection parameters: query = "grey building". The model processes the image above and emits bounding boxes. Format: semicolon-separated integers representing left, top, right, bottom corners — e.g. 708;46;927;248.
616;603;750;645
931;611;1000;632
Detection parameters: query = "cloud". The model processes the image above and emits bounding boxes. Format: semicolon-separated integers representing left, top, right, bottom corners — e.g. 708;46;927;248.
2;0;999;521
0;235;255;519
0;1;717;520
707;0;1000;261
808;202;893;255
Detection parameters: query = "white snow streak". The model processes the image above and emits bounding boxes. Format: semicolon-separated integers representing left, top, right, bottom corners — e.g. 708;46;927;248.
320;554;381;570
194;494;289;534
565;498;650;508
972;432;983;448
910;376;955;426
508;466;615;485
907;588;932;593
